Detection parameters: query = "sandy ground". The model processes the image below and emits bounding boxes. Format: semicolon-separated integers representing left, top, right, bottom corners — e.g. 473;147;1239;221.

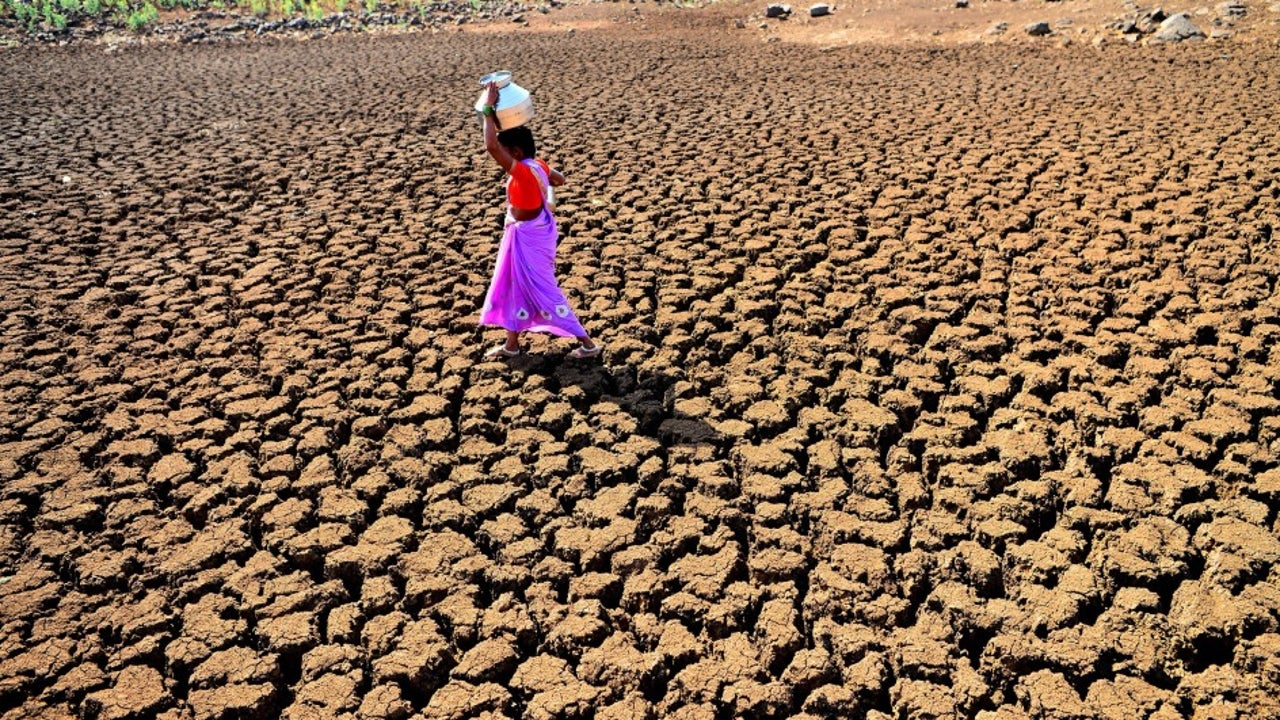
2;1;1280;718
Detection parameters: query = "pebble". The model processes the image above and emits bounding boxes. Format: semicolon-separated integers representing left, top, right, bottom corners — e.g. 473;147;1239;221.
765;4;791;18
810;3;831;17
1025;21;1051;36
986;21;1008;35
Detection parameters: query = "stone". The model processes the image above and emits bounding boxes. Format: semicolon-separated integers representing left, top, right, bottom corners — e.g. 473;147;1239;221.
1154;13;1206;41
1026;21;1052;36
809;3;831;17
765;4;790;18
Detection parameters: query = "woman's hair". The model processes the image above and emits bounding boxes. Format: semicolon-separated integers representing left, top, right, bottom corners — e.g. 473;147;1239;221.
498;126;536;159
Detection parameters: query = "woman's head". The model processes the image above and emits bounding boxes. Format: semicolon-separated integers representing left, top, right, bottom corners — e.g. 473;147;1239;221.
498;126;536;160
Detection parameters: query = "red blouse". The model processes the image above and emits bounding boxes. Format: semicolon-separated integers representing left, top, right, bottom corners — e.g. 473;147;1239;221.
507;159;551;212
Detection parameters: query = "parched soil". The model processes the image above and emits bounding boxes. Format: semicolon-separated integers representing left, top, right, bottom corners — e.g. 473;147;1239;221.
2;5;1280;719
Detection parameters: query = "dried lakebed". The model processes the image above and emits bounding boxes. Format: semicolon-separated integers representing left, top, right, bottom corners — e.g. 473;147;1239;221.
1;19;1280;720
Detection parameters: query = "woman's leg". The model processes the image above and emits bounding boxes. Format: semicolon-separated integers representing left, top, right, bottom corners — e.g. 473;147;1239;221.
568;334;603;359
484;330;523;359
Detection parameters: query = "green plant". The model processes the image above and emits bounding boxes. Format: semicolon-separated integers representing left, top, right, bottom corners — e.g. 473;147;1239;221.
304;0;321;19
126;1;156;29
362;0;374;13
82;0;100;13
12;2;37;27
334;0;346;11
43;5;67;28
249;0;266;15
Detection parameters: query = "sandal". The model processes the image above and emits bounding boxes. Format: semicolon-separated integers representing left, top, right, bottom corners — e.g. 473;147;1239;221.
484;344;521;359
567;343;603;360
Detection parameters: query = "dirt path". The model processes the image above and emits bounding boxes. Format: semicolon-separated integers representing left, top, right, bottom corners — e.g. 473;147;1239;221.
2;9;1279;719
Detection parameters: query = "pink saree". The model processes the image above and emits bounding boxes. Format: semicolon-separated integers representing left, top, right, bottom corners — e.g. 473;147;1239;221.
479;159;587;338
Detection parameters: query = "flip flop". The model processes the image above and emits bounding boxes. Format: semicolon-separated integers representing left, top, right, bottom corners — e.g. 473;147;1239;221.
484;344;521;359
567;343;603;360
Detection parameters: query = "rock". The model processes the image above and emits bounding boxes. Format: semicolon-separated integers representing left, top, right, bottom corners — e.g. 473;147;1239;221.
987;21;1008;34
809;3;831;17
955;0;969;7
1217;1;1246;16
765;4;790;18
1155;13;1206;41
1025;21;1052;36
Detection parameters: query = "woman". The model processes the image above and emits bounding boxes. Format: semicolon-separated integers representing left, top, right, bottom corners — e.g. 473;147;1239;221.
477;81;601;360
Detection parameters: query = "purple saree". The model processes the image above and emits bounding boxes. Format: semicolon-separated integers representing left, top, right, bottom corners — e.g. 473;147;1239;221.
479;159;587;338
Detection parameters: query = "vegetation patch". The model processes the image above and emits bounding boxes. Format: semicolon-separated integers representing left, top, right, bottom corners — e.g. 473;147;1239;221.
0;0;548;36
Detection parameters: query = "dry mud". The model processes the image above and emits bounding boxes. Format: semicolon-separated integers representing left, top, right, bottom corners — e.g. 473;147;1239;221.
2;11;1280;720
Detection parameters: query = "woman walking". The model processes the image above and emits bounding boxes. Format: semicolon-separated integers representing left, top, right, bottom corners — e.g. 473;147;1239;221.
477;81;601;360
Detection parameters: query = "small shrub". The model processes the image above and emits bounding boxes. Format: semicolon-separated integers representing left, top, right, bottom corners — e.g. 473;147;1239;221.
43;5;67;28
304;0;321;18
126;1;156;29
13;2;38;27
363;0;375;13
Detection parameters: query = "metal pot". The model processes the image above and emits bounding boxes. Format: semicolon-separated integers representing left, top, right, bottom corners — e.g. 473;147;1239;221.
475;70;535;130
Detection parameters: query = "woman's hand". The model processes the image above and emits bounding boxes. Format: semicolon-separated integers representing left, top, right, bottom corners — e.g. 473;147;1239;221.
484;81;500;109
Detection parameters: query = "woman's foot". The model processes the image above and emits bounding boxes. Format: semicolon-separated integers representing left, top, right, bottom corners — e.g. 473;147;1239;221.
484;344;521;359
567;342;603;360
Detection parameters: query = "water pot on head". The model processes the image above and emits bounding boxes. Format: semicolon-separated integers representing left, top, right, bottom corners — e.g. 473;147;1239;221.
475;71;535;130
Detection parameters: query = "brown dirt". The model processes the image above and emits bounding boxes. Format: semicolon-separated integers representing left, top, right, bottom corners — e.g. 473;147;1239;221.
2;2;1280;719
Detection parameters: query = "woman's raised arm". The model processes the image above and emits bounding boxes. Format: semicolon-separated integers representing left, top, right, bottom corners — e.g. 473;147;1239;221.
480;82;516;174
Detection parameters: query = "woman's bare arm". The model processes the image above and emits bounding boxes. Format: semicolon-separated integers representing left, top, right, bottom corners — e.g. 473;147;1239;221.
481;82;516;173
547;166;565;187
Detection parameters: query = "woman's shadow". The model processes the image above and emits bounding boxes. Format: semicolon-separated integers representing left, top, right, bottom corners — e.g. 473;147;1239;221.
498;350;723;447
